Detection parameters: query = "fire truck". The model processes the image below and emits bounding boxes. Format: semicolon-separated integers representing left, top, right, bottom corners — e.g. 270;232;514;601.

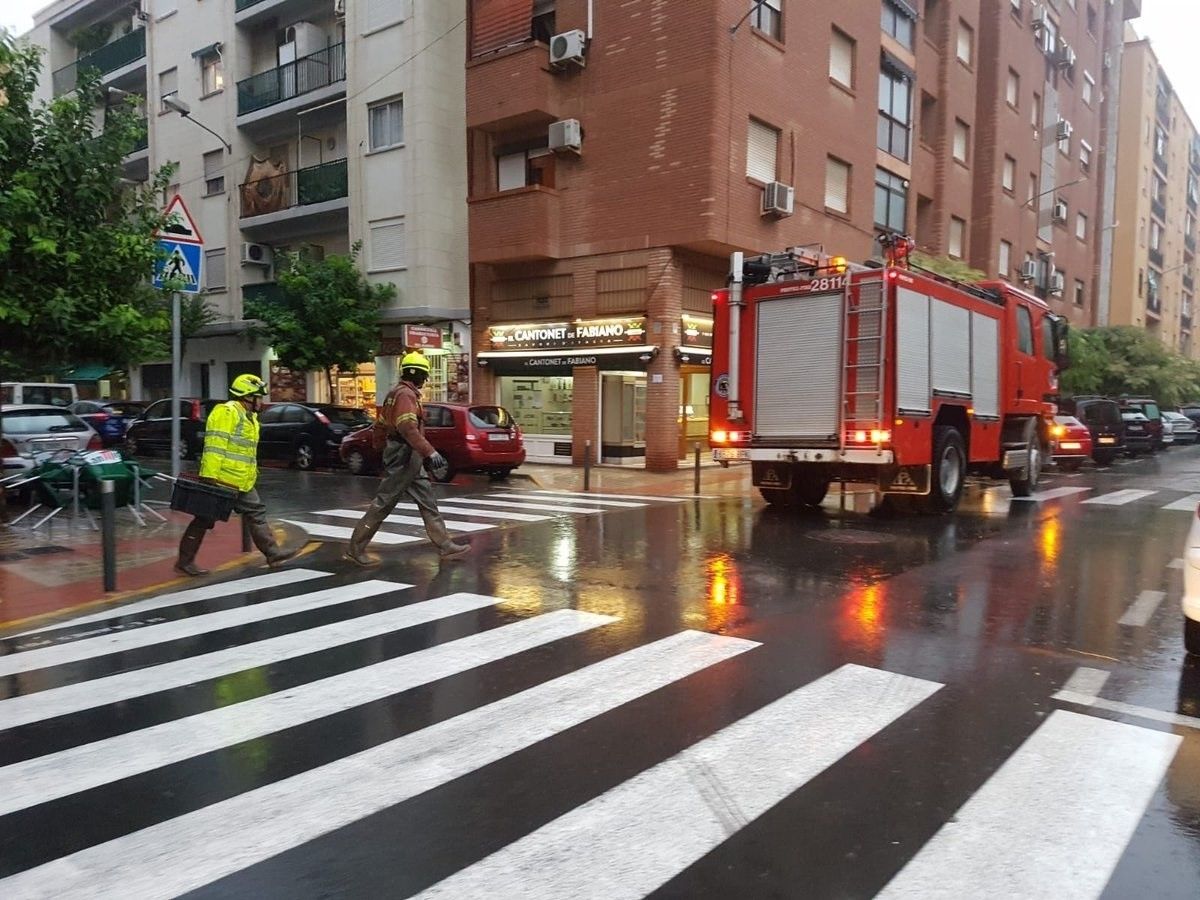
708;236;1070;513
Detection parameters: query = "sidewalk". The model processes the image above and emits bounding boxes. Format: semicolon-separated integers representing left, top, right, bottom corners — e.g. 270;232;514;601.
517;458;752;497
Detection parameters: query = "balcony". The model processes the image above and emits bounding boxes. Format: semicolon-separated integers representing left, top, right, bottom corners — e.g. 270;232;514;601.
242;282;285;319
467;42;566;132
1184;273;1195;291
236;0;329;26
469;186;561;263
1149;247;1164;268
1153;198;1167;221
52;27;146;96
239;158;349;240
236;42;346;124
1187;234;1197;255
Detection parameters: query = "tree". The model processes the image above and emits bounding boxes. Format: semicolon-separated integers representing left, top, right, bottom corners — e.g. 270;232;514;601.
1060;326;1200;407
0;33;174;379
244;244;394;400
910;252;987;283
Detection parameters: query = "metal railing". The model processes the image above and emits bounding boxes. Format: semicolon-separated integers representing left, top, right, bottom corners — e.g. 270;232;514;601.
52;27;146;96
242;282;285;315
239;158;348;218
236;42;346;116
1187;235;1197;255
235;0;269;10
1152;198;1167;221
1149;247;1164;268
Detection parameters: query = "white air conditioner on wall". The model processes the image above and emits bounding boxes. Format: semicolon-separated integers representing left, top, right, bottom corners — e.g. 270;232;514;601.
1056;119;1073;142
241;242;274;267
1031;4;1047;30
1019;259;1039;281
1057;42;1076;69
762;182;794;217
549;29;586;69
549;118;582;153
1050;272;1065;296
1053;199;1069;222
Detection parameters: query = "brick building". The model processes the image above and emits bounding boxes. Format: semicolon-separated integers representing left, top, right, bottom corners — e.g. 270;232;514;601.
465;0;1138;471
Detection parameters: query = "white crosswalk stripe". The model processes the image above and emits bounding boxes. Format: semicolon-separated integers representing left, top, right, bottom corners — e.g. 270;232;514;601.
526;489;689;503
427;496;603;515
278;520;420;543
1161;493;1200;511
311;508;496;533
1010;486;1092;503
489;492;647;508
1081;489;1158;506
398;501;550;522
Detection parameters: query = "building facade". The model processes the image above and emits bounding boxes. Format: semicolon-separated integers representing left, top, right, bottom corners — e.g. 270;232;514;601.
27;0;468;407
1108;35;1200;356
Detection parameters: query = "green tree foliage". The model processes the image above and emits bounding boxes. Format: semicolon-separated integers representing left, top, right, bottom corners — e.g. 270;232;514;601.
1060;326;1200;407
244;244;394;399
910;252;987;283
0;34;174;379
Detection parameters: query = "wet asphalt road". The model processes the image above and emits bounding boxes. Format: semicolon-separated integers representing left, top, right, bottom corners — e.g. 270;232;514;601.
1;449;1199;898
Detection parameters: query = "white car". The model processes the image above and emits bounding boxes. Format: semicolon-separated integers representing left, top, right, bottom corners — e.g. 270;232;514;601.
1164;410;1199;444
1186;512;1200;655
1;404;101;477
1162;416;1175;447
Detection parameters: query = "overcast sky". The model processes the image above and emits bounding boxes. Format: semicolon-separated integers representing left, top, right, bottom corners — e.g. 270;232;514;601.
1;0;1197;120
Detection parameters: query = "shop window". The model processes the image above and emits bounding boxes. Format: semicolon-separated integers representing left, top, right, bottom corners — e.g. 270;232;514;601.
501;376;573;436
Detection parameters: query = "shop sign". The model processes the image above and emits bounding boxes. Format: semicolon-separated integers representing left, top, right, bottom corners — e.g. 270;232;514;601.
681;314;714;349
488;317;646;351
404;325;444;350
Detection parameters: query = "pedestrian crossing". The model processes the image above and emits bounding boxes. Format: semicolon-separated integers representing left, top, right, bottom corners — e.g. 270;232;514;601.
280;489;688;549
0;569;1183;898
1009;483;1200;511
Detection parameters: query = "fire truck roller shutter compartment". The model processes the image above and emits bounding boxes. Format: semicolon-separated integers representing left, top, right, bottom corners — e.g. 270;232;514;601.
896;288;931;414
970;313;1000;418
931;301;972;396
754;292;843;440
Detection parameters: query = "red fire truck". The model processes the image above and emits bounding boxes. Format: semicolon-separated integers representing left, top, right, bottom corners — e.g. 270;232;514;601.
708;237;1070;513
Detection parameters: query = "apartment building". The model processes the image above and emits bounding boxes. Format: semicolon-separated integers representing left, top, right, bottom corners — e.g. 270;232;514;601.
1108;35;1200;356
27;0;468;408
464;0;1135;471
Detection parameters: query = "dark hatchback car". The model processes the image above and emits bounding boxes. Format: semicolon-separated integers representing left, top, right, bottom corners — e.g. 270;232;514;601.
1120;398;1164;449
1059;397;1124;465
258;403;372;470
1121;411;1154;454
69;400;147;448
124;398;221;460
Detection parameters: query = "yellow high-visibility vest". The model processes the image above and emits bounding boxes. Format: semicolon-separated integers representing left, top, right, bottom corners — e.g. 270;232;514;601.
199;400;260;492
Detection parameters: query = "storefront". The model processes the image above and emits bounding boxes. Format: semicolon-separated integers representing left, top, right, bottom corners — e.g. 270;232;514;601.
478;317;658;464
675;313;713;458
377;323;471;411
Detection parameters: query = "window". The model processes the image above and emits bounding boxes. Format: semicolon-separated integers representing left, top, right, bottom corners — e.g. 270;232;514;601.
877;68;911;161
1075;279;1086;307
1002;156;1015;192
1152;172;1166;205
1053;268;1066;298
199;51;223;96
957;20;973;66
830;27;854;88
874;167;907;232
1011;0;1021;13
948;216;965;258
1076;212;1087;240
1155;125;1167;158
1058;121;1071;155
1006;69;1020;108
1028;173;1038;204
1079;140;1092;173
1042;315;1056;359
368;97;404;151
158;67;178;113
999;240;1012;277
1150;219;1163;252
369;217;406;272
496;144;555;191
919;90;937;145
1087;4;1097;36
751;0;782;40
881;0;914;49
205;248;226;292
1016;306;1033;355
1040;17;1057;56
203;150;224;195
746;119;779;183
366;0;406;32
1189;174;1200;206
953;119;970;163
1083;72;1094;107
826;156;851;213
1032;92;1041;130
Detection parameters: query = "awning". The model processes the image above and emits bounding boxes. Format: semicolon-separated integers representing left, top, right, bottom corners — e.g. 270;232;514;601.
61;365;113;382
675;346;713;365
881;49;915;81
192;42;221;59
478;345;659;375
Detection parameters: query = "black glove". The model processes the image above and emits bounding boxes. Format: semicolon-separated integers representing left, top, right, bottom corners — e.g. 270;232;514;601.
426;451;449;480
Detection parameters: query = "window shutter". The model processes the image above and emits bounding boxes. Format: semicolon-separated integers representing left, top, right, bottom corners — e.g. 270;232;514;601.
998;241;1011;276
471;0;535;57
826;157;850;212
205;249;226;291
370;219;406;271
949;217;965;257
746;120;778;182
366;0;404;31
830;30;853;86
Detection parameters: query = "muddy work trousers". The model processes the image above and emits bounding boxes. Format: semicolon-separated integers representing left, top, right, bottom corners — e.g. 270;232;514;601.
353;441;459;552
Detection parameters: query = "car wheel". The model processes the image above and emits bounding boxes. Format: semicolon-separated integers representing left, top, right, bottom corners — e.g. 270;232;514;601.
1186;616;1200;656
294;440;315;471
346;450;370;476
123;435;139;457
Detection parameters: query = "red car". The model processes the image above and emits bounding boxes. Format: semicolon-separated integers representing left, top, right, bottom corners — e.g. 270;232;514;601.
1050;415;1093;471
340;402;525;482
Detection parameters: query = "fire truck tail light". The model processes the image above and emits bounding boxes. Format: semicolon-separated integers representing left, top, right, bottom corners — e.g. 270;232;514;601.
728;431;743;443
854;430;868;443
871;429;892;443
711;430;728;444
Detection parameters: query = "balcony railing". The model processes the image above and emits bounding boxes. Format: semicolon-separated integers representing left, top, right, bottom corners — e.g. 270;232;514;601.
1184;273;1195;291
128;118;148;154
235;0;268;10
242;282;285;317
1149;247;1164;268
239;158;348;218
1187;234;1197;255
52;27;146;95
237;42;345;116
1152;198;1167;220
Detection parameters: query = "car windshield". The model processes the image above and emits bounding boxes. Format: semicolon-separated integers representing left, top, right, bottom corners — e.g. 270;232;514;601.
104;403;145;416
20;386;74;406
469;406;514;429
320;407;373;427
1122;412;1146;422
2;409;88;434
1142;402;1160;418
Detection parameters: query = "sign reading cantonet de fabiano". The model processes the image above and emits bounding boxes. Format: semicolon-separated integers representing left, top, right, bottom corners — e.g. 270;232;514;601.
487;317;647;351
152;195;204;295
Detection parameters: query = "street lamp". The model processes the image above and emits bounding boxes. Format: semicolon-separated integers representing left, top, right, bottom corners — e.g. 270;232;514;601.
161;94;232;152
1022;175;1089;210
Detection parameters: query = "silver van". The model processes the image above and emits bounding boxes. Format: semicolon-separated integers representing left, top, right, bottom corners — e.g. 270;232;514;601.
0;383;79;407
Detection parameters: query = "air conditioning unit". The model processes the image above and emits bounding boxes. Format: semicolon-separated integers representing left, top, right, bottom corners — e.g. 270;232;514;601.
1056;119;1073;142
1019;259;1039;282
1050;271;1065;296
762;181;794;217
549;118;582;153
1057;42;1076;69
333;0;345;17
1053;199;1069;222
1031;3;1047;30
241;242;274;267
549;29;586;69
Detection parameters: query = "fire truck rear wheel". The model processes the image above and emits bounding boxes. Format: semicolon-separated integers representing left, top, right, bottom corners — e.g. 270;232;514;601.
793;474;830;508
924;427;966;513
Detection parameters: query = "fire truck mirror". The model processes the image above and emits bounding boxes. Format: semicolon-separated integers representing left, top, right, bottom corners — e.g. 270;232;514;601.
1052;316;1071;371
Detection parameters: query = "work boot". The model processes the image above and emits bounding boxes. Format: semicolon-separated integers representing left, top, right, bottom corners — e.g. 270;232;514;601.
438;539;471;560
343;519;382;568
423;514;471;560
174;521;210;577
247;521;302;568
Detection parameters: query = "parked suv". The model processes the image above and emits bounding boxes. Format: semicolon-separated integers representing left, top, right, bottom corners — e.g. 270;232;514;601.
1120;397;1165;450
1059;397;1124;465
1121;411;1155;455
123;398;221;460
258;403;372;470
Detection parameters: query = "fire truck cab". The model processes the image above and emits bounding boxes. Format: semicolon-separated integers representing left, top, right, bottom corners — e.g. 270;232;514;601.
708;239;1069;513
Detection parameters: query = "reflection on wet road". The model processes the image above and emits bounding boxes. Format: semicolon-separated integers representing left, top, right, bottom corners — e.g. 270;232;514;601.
1;451;1199;897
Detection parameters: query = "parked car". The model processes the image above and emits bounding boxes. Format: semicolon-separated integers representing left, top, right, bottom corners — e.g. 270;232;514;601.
1050;416;1093;471
123;398;222;460
0;382;78;407
1059;397;1124;465
1182;507;1200;654
69;400;147;448
1;404;101;476
1164;411;1198;445
1120;397;1165;450
1163;416;1176;447
1121;411;1154;455
339;402;525;482
1180;404;1200;428
258;403;373;470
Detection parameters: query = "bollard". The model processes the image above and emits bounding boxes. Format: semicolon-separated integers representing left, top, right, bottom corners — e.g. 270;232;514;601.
693;442;701;496
100;478;117;593
583;439;592;492
241;515;252;553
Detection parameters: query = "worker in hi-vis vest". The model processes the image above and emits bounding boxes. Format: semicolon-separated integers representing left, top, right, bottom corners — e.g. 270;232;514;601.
174;373;302;576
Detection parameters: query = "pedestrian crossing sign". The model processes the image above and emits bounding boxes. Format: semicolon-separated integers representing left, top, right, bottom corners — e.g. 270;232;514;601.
153;239;204;294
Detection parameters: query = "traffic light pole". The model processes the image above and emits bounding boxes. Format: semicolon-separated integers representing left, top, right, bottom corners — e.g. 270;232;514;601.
171;290;182;479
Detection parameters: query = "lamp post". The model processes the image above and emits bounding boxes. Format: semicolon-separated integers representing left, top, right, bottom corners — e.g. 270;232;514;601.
162;94;233;152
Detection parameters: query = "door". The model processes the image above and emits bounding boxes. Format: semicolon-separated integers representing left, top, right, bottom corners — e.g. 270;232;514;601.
257;404;287;459
143;399;173;451
678;367;711;458
423;405;459;464
601;374;647;465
